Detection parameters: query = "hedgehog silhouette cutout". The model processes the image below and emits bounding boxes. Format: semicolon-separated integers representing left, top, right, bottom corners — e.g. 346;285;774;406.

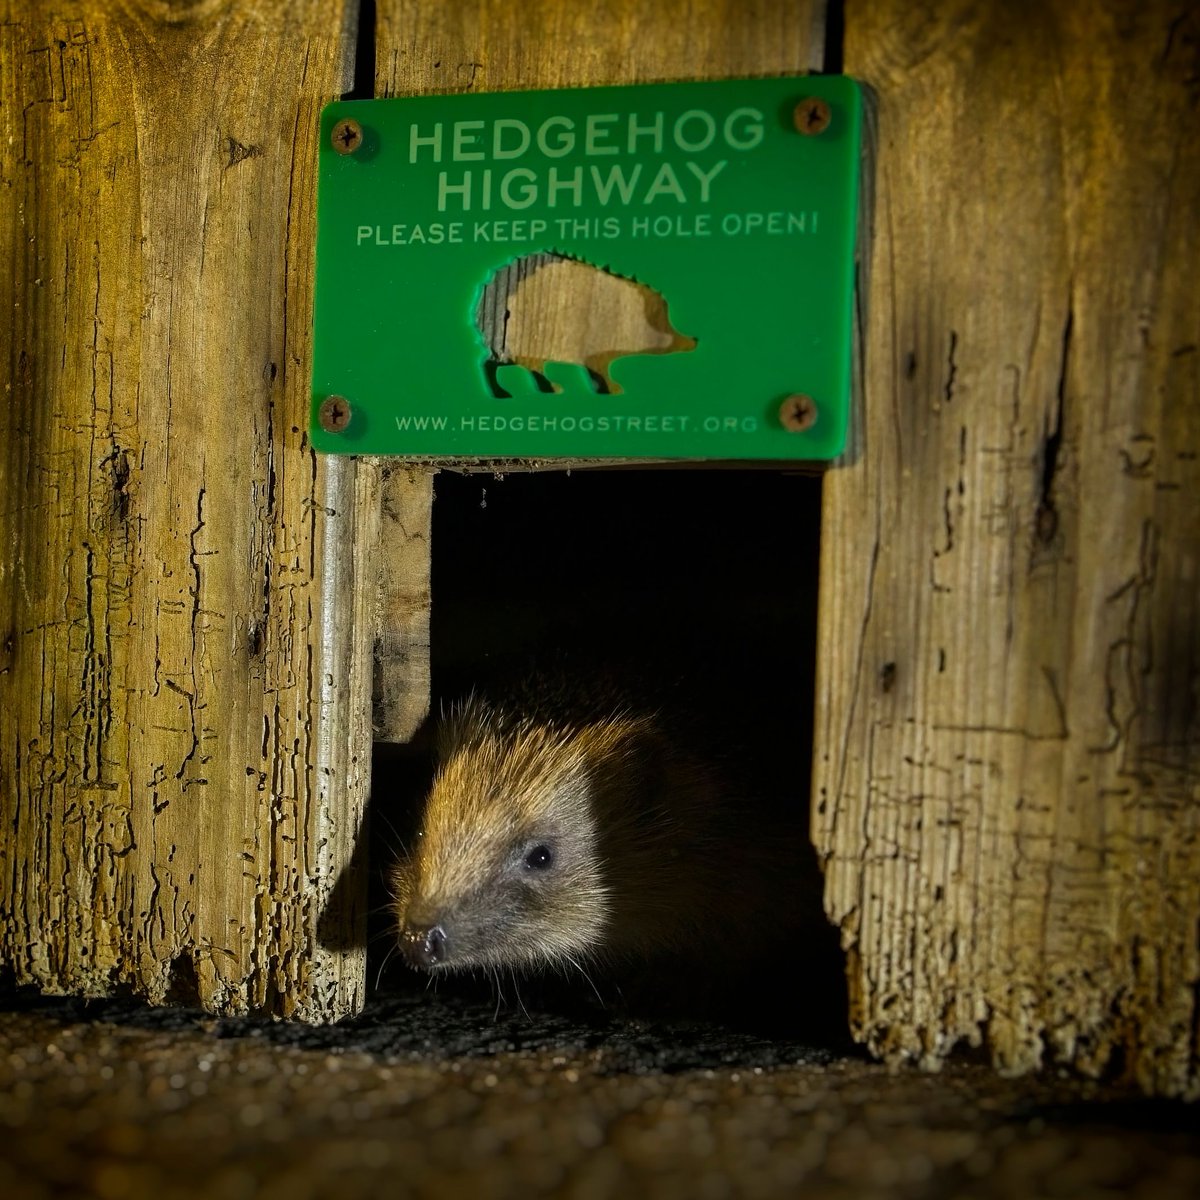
476;252;697;396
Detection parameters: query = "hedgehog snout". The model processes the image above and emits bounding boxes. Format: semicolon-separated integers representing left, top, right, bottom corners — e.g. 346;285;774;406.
399;919;448;970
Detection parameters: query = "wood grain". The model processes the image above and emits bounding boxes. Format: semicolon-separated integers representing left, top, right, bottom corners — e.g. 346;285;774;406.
813;1;1200;1096
378;0;825;95
0;0;371;1020
373;467;432;743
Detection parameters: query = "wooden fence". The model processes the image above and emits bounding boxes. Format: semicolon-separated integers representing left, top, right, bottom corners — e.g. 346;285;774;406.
2;1;1196;1095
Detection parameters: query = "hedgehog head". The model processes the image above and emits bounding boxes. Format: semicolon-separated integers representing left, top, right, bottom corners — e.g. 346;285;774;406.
390;698;651;975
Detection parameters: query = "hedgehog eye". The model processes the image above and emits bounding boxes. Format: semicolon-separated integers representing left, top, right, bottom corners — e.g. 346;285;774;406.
524;844;554;871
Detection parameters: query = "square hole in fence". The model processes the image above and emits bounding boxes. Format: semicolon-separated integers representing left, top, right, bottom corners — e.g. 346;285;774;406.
370;468;843;1035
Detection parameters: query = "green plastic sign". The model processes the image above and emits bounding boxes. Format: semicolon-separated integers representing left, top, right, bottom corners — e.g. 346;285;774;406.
311;76;861;460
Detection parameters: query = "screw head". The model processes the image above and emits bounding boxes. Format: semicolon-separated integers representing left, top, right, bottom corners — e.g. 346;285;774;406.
779;394;818;432
318;395;353;433
793;97;832;136
331;118;363;155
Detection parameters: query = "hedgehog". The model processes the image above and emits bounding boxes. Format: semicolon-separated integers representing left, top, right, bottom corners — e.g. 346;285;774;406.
389;675;815;990
476;252;697;396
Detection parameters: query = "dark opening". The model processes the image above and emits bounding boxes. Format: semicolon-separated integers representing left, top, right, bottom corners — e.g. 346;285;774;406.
371;468;845;1042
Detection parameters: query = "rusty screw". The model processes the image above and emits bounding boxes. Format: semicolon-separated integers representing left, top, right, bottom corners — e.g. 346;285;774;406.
793;97;832;136
331;118;363;155
779;394;818;432
319;395;353;433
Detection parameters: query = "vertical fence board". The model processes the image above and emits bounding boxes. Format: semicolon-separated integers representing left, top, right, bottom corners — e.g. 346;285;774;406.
374;468;433;744
377;0;826;94
814;0;1199;1095
0;0;369;1019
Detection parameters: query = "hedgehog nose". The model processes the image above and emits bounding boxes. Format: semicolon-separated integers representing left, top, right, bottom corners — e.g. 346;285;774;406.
401;923;447;969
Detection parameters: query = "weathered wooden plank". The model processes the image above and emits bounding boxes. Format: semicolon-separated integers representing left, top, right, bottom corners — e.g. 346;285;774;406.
814;1;1199;1095
378;0;826;94
0;0;370;1020
373;467;432;743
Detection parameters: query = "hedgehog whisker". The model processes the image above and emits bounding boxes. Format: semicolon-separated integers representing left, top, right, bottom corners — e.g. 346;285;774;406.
374;942;399;991
491;966;506;1022
563;951;605;1008
510;967;530;1022
370;808;407;850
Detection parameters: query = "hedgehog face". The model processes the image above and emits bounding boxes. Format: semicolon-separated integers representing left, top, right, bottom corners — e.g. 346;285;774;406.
390;724;613;974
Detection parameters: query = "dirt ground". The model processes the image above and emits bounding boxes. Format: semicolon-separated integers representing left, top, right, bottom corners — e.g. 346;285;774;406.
1;988;1197;1200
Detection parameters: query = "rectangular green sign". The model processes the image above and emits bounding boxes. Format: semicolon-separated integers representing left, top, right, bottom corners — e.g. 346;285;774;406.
311;76;861;460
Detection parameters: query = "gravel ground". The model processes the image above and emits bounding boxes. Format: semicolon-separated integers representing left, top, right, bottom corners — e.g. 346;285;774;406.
1;989;1197;1200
